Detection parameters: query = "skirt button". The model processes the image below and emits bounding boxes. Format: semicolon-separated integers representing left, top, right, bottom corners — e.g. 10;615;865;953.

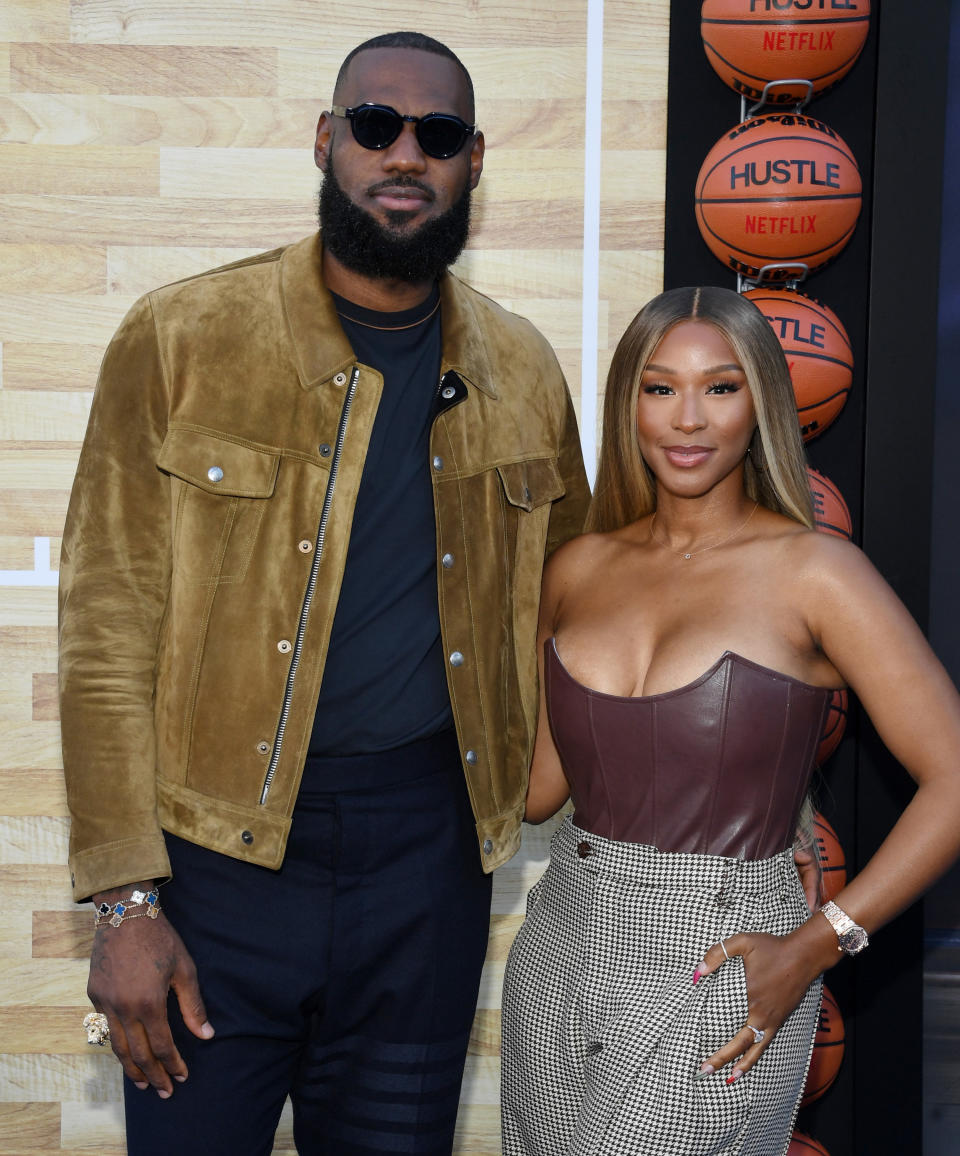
577;841;592;858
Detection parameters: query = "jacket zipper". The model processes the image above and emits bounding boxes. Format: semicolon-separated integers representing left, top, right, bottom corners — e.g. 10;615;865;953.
259;365;360;804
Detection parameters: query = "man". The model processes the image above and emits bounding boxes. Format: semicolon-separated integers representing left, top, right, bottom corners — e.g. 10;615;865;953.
59;31;590;1156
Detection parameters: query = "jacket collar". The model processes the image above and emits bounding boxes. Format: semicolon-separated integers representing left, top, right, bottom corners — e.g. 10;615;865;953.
279;234;499;399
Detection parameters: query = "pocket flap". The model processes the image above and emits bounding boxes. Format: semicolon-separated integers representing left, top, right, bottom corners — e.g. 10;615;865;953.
158;427;280;497
497;458;565;512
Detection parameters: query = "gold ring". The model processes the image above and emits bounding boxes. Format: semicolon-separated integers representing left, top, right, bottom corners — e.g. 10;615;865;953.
83;1011;110;1046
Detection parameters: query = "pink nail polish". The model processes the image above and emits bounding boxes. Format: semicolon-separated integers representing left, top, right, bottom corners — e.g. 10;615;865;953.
725;1069;743;1085
699;1063;714;1075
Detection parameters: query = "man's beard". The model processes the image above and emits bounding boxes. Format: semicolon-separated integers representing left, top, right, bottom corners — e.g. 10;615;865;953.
318;158;472;283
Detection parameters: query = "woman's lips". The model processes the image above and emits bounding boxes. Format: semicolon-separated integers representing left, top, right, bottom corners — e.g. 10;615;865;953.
662;445;714;468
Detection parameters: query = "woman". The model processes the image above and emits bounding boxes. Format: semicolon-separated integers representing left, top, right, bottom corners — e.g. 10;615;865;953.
500;286;960;1156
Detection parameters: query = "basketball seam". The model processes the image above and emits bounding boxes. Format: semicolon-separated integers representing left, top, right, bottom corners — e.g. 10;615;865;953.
702;16;871;26
694;213;858;264
703;41;863;87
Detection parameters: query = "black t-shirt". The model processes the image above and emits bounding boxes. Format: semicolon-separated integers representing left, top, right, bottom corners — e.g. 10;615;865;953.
307;286;454;756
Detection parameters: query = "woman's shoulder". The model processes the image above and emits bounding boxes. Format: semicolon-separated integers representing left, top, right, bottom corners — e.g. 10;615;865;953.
548;521;646;571
542;524;641;599
765;515;881;597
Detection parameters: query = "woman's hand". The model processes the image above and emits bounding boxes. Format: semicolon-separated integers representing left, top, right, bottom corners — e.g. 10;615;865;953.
692;920;839;1083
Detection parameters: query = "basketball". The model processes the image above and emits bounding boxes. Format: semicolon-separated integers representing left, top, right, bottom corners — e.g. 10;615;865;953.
801;984;845;1105
701;0;871;105
743;287;852;441
787;1133;831;1156
696;114;862;280
817;688;848;765
813;812;847;903
808;467;852;539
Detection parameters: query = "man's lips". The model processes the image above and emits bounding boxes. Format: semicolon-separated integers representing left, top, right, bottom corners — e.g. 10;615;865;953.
661;445;714;467
368;181;434;212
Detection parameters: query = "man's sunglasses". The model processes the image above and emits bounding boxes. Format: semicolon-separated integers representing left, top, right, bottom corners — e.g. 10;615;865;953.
330;103;476;160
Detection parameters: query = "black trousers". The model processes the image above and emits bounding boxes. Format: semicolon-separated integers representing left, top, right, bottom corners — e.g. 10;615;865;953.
124;731;493;1155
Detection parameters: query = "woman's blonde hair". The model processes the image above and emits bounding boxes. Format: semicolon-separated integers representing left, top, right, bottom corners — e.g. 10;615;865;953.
587;286;814;533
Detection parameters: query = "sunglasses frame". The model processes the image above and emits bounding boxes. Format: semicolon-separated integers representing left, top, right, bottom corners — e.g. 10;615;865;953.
330;103;477;160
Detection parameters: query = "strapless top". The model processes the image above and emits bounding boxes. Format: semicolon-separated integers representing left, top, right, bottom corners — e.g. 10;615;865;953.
544;638;833;860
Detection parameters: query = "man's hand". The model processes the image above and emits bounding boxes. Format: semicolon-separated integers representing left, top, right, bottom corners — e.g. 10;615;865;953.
87;883;213;1097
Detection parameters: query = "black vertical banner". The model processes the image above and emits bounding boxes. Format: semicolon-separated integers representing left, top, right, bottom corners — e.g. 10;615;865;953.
663;2;950;1153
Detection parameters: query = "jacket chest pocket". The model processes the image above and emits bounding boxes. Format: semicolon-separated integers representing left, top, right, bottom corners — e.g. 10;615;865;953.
495;456;566;607
158;427;280;584
497;456;565;519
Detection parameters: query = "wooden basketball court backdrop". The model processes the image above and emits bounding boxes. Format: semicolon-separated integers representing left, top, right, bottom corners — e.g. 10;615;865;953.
0;2;668;1152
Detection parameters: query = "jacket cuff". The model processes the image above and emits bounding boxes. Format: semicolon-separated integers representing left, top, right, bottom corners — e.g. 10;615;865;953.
68;835;172;903
476;805;524;874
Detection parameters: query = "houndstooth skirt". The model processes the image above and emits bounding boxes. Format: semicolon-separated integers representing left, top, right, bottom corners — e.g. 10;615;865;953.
500;817;822;1156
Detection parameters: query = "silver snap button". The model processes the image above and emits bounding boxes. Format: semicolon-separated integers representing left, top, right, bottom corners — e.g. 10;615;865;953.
319;443;332;457
241;829;254;845
449;651;464;667
256;741;270;754
277;639;292;653
207;466;224;483
441;553;454;569
333;372;347;387
441;385;456;400
298;539;313;553
432;455;444;471
482;838;493;855
465;749;478;765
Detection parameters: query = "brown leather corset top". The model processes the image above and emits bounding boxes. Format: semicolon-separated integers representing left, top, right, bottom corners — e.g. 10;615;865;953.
544;638;833;860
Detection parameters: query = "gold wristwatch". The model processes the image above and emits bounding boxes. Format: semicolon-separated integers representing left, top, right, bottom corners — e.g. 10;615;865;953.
820;900;869;955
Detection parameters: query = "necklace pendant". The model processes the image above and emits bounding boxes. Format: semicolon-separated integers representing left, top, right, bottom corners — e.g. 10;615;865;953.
683;553;692;560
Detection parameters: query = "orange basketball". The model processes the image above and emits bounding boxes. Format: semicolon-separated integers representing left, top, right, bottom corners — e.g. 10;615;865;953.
817;688;848;765
813;812;847;903
801;984;845;1105
743;287;852;440
807;467;851;540
788;1133;831;1156
696;114;862;280
701;0;871;104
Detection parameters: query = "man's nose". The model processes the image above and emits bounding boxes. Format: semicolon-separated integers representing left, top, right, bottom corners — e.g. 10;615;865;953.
380;123;428;173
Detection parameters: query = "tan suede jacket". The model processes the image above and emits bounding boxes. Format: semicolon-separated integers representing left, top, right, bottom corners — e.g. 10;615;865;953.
59;235;590;900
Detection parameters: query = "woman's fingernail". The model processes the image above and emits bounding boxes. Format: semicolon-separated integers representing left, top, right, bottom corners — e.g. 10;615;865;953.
697;1062;714;1077
157;1088;172;1100
134;1082;148;1091
726;1068;743;1085
693;961;708;984
174;1075;187;1083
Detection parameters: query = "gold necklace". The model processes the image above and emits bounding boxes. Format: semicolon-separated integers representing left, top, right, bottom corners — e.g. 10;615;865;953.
336;296;440;331
650;502;759;560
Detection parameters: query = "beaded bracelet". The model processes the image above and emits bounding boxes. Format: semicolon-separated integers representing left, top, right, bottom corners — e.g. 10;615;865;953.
94;888;161;928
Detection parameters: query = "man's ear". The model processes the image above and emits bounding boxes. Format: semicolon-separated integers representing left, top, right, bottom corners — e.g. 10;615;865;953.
468;130;485;191
314;111;334;172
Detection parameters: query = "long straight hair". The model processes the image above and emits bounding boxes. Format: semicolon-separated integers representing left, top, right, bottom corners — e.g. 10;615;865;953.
587;286;814;533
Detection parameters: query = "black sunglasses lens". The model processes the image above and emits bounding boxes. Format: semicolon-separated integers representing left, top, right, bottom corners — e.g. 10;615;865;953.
351;106;402;150
416;115;470;158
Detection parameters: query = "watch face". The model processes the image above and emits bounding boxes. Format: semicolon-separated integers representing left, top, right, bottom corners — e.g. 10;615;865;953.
840;926;868;954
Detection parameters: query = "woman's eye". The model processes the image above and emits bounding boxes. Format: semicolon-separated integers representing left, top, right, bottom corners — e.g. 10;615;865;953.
642;384;673;395
707;381;740;394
